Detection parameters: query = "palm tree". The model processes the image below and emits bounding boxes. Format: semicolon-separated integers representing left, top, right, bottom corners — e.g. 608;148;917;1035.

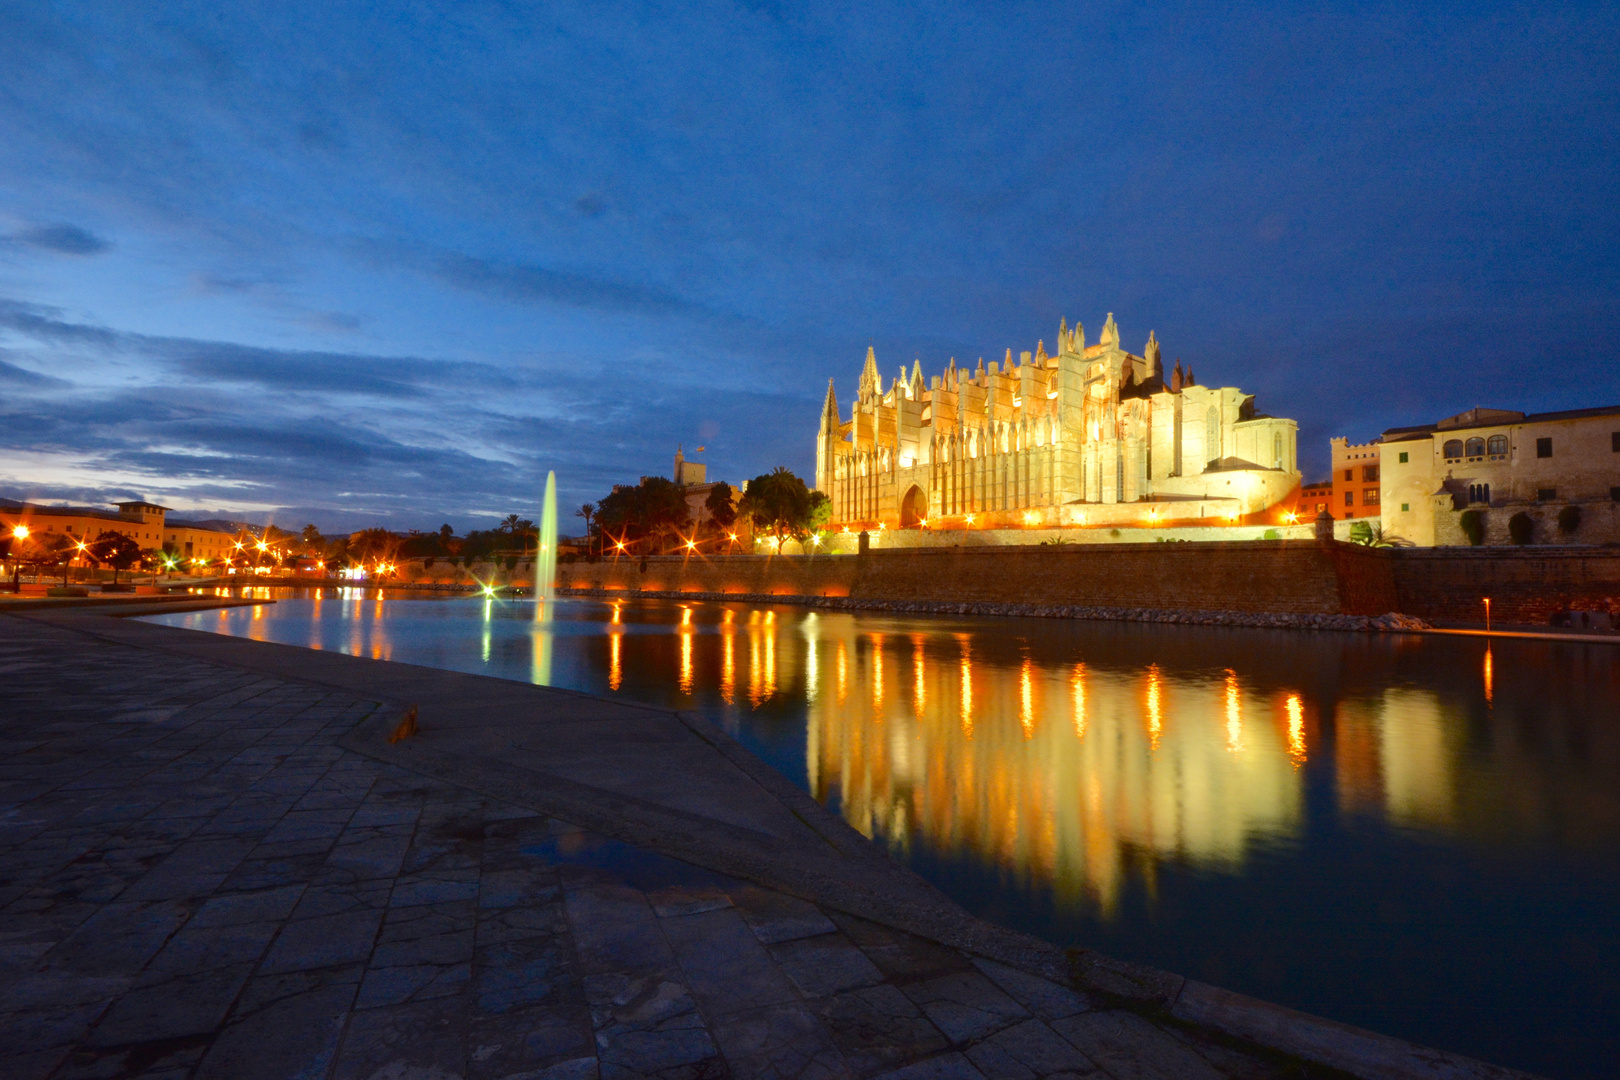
499;514;522;534
577;503;596;554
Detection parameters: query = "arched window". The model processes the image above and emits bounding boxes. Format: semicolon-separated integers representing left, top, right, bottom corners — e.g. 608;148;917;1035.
1443;439;1464;460
1206;407;1220;462
1487;435;1508;456
1273;432;1283;469
1465;437;1485;458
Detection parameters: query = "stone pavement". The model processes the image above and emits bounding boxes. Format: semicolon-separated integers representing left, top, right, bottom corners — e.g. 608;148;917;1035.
0;613;1533;1080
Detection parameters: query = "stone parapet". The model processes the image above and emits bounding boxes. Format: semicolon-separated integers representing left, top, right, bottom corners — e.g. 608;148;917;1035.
558;540;1401;617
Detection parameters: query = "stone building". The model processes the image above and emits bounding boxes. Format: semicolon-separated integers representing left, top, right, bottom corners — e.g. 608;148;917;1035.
815;314;1300;532
1379;405;1620;546
1330;437;1381;520
0;499;236;564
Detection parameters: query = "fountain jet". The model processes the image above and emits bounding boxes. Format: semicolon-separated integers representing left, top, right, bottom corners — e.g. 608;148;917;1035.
535;470;558;615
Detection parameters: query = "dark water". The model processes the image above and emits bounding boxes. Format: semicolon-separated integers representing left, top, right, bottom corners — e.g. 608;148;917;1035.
146;589;1620;1078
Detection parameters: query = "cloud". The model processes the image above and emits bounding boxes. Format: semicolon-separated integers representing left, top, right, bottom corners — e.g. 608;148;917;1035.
431;253;699;319
4;223;112;255
0;354;72;388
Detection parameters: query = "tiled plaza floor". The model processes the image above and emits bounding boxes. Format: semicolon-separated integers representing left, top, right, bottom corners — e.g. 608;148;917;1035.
0;615;1481;1080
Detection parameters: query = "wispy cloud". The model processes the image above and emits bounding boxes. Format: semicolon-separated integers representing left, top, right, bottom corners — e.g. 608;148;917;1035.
2;223;111;256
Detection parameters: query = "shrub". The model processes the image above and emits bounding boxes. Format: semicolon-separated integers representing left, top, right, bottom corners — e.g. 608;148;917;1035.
1262;528;1280;540
505;555;518;571
1459;510;1485;546
1508;512;1533;545
1558;505;1582;536
423;556;435;569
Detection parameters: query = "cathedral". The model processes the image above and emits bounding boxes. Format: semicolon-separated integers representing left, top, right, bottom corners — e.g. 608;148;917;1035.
815;314;1301;532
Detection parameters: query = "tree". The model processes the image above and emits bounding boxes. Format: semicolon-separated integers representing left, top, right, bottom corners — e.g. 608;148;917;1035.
439;523;454;548
300;524;323;548
89;530;145;585
22;532;77;586
704;483;737;532
737;468;830;552
499;514;522;534
1347;521;1404;547
350;527;400;567
1459;509;1485;546
576;504;596;553
1508;512;1534;546
1558;505;1582;537
592;478;691;553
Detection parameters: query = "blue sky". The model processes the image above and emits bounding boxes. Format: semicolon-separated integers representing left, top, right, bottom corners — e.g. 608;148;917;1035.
2;1;1616;531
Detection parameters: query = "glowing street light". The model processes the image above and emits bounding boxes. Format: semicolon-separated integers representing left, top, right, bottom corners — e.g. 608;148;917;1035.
11;524;29;540
685;538;697;551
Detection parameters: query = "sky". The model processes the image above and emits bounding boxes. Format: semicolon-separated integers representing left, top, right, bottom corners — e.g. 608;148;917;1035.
1;1;1616;533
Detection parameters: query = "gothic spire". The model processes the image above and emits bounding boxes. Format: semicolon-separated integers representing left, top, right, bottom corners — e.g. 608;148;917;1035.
859;345;879;397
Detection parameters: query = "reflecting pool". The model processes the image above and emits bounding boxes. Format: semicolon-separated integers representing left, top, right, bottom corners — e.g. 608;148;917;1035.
146;590;1620;1078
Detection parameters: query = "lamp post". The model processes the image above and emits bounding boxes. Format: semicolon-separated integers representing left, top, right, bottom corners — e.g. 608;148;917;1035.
9;524;28;593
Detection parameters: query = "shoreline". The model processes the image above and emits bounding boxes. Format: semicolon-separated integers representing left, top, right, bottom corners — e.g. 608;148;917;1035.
5;607;1544;1080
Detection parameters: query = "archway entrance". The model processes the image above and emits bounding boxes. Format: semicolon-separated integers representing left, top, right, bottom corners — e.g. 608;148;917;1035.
900;485;927;528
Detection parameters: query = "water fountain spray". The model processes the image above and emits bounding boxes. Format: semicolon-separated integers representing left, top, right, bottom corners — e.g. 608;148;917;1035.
535;470;558;616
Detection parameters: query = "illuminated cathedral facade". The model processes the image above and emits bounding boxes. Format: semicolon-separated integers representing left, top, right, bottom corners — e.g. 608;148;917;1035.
816;314;1301;531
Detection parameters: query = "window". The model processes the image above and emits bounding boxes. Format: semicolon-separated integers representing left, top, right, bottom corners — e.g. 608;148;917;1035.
1343;468;1353;481
1468;483;1490;504
1537;488;1556;502
1362;464;1379;482
1363;489;1380;506
1273;432;1283;469
1443;440;1463;460
1465;437;1484;458
1206;407;1220;462
1487;435;1508;456
1398;451;1409;463
1612;487;1620;502
1612;431;1620;452
1536;437;1552;458
1401;503;1410;512
1344;491;1354;507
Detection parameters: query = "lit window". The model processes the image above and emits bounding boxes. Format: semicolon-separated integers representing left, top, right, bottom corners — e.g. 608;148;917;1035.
1363;489;1380;506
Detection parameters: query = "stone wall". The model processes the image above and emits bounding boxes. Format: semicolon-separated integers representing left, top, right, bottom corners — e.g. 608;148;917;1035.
557;540;1401;617
1390;547;1620;623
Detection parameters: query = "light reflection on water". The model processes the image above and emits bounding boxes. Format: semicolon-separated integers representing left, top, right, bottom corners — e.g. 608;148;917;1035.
152;589;1620;1078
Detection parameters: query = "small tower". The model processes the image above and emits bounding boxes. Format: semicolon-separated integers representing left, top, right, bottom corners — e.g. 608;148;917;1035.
1100;313;1120;350
859;346;880;400
816;379;840;493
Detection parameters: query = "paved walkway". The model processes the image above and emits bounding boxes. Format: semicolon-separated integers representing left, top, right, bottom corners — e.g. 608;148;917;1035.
0;612;1532;1080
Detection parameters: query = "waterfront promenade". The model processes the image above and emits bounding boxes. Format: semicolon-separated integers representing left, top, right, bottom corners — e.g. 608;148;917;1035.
0;607;1534;1080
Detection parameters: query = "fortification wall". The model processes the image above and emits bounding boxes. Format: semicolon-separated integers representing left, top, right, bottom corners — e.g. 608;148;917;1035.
1390;547;1620;623
558;540;1400;617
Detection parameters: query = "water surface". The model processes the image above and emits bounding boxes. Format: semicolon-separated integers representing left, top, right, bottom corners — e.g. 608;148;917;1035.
146;590;1620;1078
